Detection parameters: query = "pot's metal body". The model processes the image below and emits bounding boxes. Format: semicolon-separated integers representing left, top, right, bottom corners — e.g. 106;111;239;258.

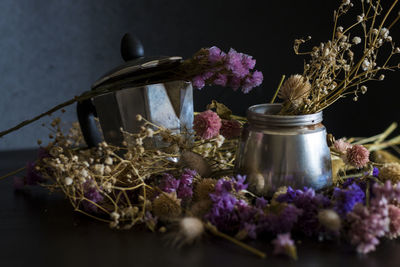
93;80;193;146
235;104;332;196
76;34;194;148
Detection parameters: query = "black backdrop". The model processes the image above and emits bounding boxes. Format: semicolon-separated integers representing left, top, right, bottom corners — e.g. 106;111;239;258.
0;0;399;149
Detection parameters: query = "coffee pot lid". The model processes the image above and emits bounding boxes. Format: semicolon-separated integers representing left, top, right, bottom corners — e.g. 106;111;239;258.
91;33;182;89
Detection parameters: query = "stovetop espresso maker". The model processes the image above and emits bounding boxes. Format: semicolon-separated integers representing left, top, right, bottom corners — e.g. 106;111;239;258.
77;34;193;147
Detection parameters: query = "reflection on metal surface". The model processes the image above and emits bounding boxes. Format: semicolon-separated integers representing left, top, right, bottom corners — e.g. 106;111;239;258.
93;80;193;146
235;104;332;196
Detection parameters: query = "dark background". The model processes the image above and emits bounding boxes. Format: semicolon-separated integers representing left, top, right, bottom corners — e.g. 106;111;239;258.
0;0;399;150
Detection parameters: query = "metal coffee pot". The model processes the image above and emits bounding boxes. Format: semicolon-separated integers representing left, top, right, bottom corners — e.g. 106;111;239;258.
77;34;193;147
235;103;332;196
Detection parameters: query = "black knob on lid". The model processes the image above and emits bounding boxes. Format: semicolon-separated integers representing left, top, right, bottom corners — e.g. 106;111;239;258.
120;33;144;62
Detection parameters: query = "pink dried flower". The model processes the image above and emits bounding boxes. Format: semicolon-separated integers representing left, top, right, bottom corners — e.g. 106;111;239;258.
220;119;242;139
193;110;222;139
388;204;400;239
345;144;370;169
272;233;297;260
334;138;352;154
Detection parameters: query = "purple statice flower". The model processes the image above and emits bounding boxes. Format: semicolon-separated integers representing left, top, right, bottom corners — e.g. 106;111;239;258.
347;200;389;254
372;181;400;203
242;222;257;239
226;48;250;78
213;74;228;86
25;161;44;185
205;175;260;236
82;181;104;213
332;183;365;217
242;71;264;94
255;197;268;209
241;54;256;70
373;167;379;177
258;204;302;234
227;76;242;91
276;187;330;236
388;204;400;239
160;173;180;193
177;169;195;200
233;175;248;191
272;233;297;260
208;46;226;63
191;46;263;93
192;75;205;89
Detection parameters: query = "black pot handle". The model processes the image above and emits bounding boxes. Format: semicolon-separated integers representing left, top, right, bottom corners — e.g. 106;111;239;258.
77;97;103;147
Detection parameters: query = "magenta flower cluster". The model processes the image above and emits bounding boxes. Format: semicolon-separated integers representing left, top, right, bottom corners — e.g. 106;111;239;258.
193;110;242;140
192;46;263;93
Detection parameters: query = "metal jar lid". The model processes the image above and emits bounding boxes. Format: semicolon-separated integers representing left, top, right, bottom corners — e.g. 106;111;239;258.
247;103;323;127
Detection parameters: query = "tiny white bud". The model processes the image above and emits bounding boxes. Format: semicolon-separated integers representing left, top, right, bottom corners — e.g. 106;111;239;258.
352;36;361;45
379;74;385;81
146;128;154;138
136;114;143;121
104;157;113;165
361;85;367;94
65;177;73;185
110;212;120;221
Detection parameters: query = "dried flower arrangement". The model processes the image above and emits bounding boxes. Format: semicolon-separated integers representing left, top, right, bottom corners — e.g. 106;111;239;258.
2;0;400;261
3;107;400;259
276;0;400;114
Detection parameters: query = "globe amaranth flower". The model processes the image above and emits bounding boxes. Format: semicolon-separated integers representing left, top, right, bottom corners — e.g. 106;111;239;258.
332;182;365;217
333;138;352;154
193;110;222;140
220;119;242;139
272;233;297;260
345;144;370;169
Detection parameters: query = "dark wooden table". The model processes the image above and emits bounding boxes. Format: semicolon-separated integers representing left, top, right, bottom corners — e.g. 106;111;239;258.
1;149;400;267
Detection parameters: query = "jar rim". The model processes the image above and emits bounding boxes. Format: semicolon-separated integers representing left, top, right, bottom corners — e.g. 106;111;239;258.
247;103;323;127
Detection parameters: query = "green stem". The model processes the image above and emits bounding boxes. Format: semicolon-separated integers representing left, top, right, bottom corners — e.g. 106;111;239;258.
270;75;286;104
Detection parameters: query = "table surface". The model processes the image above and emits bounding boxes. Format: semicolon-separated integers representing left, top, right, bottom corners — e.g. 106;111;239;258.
1;149;400;267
